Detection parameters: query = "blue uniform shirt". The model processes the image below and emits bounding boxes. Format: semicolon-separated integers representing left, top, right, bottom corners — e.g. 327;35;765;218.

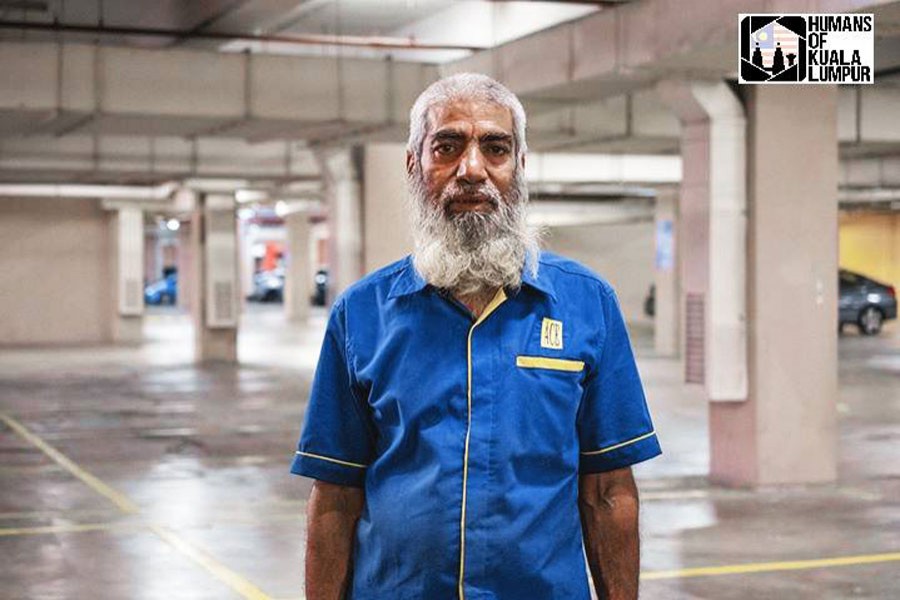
291;252;661;599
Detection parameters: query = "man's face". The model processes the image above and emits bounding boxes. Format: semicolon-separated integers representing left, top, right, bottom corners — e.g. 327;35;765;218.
408;99;520;216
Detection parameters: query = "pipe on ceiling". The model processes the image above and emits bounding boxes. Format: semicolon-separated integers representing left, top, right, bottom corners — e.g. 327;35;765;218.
0;20;487;52
0;182;176;200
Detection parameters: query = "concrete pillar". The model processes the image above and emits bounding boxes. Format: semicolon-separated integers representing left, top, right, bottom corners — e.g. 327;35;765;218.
710;86;839;487
657;80;748;400
284;212;313;321
144;230;158;284
363;143;414;273
319;147;363;299
192;194;239;362
238;217;255;307
654;189;680;356
110;206;144;344
177;220;194;313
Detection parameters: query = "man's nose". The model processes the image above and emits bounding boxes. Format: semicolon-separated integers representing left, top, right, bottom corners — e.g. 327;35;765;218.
456;145;488;185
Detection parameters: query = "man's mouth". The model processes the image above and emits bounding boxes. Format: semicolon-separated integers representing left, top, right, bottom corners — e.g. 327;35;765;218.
446;194;497;210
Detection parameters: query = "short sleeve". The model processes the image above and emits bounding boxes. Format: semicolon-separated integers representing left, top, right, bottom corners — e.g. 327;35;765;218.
577;283;661;474
290;298;375;487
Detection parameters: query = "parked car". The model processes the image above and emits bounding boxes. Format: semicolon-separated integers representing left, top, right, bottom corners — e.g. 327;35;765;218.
644;284;655;318
839;269;897;335
144;272;177;305
312;269;329;306
249;268;284;302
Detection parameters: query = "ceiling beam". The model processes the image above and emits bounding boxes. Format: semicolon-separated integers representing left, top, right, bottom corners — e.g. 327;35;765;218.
0;19;488;51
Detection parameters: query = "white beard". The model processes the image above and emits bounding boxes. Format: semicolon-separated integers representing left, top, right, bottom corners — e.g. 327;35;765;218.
408;164;541;298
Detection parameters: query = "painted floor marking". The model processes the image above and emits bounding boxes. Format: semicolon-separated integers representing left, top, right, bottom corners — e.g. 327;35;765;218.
0;411;274;600
0;507;120;521
0;522;135;537
641;489;710;501
150;525;273;600
0;412;139;513
642;551;900;580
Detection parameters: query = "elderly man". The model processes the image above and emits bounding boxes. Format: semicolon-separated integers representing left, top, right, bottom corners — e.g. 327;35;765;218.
291;73;661;600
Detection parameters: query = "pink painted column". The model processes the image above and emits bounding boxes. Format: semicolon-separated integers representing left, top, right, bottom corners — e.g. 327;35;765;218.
660;80;838;486
720;85;838;486
177;220;194;313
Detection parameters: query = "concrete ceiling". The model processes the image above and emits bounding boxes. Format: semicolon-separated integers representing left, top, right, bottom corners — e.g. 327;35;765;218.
0;0;602;61
0;0;454;40
1;0;899;186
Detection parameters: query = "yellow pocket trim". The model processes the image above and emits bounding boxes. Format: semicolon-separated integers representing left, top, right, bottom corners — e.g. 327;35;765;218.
516;355;585;373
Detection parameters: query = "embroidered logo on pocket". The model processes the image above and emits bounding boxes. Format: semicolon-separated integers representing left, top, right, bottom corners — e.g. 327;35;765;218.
541;318;563;350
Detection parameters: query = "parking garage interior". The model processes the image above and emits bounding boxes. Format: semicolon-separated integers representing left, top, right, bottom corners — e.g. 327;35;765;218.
1;1;900;598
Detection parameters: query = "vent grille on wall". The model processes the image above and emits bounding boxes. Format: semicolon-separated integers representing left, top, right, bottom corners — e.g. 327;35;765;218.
123;278;142;313
212;281;234;325
685;293;705;384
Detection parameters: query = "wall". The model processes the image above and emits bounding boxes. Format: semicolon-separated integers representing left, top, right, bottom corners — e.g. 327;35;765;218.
362;143;414;273
0;197;113;345
543;221;654;324
839;212;900;288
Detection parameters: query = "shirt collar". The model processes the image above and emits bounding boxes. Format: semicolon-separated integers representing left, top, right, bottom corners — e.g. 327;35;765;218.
387;253;556;301
387;256;428;299
519;254;556;301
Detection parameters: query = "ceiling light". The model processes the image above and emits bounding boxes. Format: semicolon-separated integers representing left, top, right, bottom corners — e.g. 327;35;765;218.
235;189;268;203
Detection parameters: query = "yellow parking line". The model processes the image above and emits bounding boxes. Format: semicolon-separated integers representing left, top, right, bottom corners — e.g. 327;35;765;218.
0;522;134;537
0;412;139;514
641;489;710;501
0;508;119;521
149;525;273;600
0;411;274;600
642;551;900;580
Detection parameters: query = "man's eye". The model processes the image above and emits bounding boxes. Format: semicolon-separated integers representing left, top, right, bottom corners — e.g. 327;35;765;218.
435;144;456;155
487;145;510;156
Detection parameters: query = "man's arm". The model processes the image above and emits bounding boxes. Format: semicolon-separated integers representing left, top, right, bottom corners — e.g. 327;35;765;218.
578;466;641;600
305;480;365;600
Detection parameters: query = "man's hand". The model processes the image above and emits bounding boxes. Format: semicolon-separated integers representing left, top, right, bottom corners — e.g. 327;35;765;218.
306;480;365;600
578;467;640;600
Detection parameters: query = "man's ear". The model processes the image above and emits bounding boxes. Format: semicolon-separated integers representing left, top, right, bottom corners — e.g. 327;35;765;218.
406;150;416;177
519;153;526;171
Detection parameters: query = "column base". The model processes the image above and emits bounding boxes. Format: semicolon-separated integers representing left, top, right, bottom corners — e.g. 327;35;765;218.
113;315;143;345
195;327;237;362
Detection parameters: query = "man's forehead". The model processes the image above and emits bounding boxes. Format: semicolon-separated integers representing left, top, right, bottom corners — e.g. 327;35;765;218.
425;99;514;137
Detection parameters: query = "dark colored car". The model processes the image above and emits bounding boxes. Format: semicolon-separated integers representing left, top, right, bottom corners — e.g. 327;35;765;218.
250;268;284;302
644;284;655;318
839;269;897;335
144;273;177;305
312;269;328;307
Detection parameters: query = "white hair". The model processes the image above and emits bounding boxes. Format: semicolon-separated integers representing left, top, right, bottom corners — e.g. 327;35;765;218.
407;72;528;162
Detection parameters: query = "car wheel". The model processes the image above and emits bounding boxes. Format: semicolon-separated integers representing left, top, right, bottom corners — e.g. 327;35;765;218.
858;306;883;335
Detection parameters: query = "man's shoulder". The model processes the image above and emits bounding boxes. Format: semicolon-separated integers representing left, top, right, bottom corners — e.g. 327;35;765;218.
537;251;614;297
335;256;412;306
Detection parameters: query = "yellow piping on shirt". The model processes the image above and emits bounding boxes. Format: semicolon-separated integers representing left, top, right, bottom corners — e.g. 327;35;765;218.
580;430;657;456
459;288;508;600
296;450;368;469
515;355;585;372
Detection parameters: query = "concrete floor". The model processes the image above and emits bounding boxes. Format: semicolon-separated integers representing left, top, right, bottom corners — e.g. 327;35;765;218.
1;305;898;599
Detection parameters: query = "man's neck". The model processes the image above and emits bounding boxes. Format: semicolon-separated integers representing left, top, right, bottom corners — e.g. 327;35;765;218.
453;287;500;319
